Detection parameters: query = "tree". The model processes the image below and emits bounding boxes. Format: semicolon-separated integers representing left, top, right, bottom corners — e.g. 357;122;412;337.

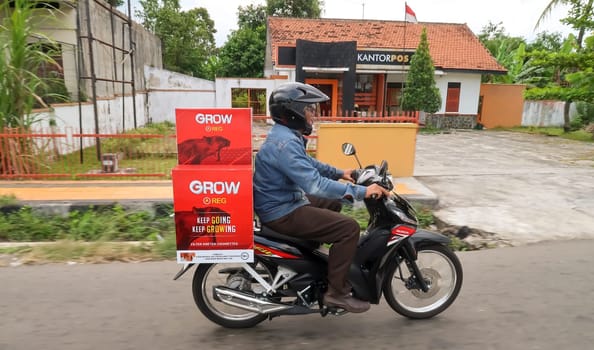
217;26;266;78
217;1;324;78
266;0;323;18
564;36;594;104
478;21;525;56
527;31;564;52
535;0;594;49
137;0;216;78
478;22;533;83
1;0;64;175
526;34;594;132
216;4;266;78
529;0;594;132
401;27;441;114
0;0;61;128
237;4;267;29
108;0;124;6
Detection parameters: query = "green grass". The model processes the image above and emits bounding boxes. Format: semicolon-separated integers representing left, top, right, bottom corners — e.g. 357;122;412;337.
39;123;178;179
0;194;18;206
498;126;594;142
418;125;444;134
0;239;176;265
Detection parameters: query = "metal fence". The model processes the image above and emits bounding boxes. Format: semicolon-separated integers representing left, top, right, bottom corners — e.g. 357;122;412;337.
0;112;418;180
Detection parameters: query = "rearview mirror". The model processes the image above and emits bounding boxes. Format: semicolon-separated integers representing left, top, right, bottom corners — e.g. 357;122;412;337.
342;143;356;156
342;143;362;168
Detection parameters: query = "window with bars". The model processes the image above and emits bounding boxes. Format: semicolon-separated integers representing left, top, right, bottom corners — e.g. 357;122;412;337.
231;88;267;116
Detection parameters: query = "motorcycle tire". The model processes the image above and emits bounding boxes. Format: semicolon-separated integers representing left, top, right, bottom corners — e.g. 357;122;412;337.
192;262;270;328
382;244;463;319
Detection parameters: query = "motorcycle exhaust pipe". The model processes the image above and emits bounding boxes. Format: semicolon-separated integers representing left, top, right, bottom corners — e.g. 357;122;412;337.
213;286;293;314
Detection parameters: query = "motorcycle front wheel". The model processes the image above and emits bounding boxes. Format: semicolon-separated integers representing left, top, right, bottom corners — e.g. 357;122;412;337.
383;244;463;319
192;261;273;328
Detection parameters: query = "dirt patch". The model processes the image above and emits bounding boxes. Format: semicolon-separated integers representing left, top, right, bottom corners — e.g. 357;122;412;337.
433;216;514;250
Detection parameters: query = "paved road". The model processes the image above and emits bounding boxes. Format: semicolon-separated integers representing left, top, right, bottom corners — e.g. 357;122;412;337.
2;239;594;350
414;131;594;245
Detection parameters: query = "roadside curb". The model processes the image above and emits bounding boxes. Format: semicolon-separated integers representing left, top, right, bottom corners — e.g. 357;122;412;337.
0;177;439;216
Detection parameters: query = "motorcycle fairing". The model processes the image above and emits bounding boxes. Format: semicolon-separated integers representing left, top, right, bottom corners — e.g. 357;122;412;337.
349;226;406;303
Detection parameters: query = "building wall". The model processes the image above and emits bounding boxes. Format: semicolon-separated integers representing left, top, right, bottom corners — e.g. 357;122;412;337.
387;71;481;115
316;123;418;177
77;0;162;98
144;66;215;124
215;77;289;113
33;92;148;133
30;5;79;100
30;0;162;100
2;1;162;102
479;84;526;128
435;72;482;115
522;101;578;127
30;71;581;139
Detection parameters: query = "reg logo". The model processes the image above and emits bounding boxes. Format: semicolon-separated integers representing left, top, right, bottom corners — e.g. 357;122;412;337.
189;180;240;205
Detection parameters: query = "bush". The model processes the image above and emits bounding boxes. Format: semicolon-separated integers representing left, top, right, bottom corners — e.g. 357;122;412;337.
0;207;64;241
0;205;175;242
575;102;594;128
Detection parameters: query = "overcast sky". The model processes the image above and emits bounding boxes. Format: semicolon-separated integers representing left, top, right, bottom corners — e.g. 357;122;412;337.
131;0;575;47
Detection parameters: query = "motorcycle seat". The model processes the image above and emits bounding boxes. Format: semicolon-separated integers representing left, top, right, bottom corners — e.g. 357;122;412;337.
257;225;321;251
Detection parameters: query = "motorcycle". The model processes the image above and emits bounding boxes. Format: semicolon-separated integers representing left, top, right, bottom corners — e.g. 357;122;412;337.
174;143;463;328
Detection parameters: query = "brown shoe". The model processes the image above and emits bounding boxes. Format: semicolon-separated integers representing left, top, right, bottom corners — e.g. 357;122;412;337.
323;292;370;313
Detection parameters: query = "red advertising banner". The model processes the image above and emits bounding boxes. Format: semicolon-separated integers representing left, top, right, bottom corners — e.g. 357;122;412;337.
173;108;253;264
175;108;252;166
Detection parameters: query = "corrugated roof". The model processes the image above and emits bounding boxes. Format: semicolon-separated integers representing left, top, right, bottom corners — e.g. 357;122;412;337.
268;17;507;73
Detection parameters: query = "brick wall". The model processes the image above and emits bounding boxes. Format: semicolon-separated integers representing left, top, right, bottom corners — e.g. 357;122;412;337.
425;114;478;129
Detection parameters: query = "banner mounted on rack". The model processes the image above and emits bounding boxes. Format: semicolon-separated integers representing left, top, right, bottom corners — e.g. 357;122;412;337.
172;108;254;264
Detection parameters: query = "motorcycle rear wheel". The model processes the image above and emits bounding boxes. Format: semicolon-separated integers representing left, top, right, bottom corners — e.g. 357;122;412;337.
383;244;463;319
192;262;272;328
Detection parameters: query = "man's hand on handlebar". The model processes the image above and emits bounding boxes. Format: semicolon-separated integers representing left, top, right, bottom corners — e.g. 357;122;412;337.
365;184;390;199
341;169;357;183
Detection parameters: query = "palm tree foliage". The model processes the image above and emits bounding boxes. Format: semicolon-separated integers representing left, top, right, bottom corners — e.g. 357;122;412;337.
0;0;62;129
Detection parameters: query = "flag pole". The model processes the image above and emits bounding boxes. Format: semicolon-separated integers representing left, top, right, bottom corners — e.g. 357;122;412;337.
401;2;417;113
401;2;408;112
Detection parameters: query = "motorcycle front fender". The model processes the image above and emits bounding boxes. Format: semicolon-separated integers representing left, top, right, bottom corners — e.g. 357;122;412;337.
410;229;450;248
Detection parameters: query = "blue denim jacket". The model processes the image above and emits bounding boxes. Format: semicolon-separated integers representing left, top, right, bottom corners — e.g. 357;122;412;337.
253;124;367;223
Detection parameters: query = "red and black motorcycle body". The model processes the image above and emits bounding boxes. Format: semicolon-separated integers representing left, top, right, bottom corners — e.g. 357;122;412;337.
181;147;463;328
252;190;450;305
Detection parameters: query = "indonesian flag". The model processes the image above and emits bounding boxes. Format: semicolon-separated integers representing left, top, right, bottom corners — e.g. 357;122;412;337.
405;3;418;23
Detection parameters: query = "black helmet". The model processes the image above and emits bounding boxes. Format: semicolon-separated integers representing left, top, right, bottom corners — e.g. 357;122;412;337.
269;82;329;135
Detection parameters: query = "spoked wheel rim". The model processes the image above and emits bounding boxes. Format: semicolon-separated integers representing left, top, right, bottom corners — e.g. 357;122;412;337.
390;249;458;313
200;262;272;321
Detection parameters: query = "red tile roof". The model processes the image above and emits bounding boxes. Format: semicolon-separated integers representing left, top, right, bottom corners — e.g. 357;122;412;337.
268;17;507;73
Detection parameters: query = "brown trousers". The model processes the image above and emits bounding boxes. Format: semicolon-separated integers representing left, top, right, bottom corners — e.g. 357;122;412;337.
264;196;360;295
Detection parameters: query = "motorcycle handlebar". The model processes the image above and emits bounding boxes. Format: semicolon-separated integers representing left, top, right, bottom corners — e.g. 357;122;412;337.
352;162;393;193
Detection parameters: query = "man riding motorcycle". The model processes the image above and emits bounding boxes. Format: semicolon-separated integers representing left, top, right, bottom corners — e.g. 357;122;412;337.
252;82;389;313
